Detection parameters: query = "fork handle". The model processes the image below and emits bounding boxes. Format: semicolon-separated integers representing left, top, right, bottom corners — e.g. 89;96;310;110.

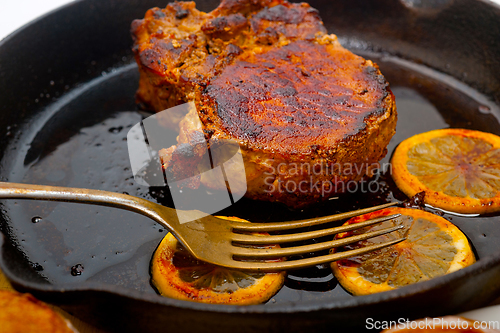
0;182;178;231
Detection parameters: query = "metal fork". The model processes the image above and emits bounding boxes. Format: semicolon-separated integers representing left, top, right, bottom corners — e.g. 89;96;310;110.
0;182;404;272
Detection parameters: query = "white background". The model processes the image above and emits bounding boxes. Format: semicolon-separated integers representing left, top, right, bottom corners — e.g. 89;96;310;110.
0;0;75;40
1;0;500;40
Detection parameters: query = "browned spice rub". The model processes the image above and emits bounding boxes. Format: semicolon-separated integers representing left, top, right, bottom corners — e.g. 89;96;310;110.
132;0;397;208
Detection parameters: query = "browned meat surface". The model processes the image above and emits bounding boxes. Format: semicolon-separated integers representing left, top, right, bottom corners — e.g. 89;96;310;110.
0;290;78;333
131;0;327;119
131;0;397;208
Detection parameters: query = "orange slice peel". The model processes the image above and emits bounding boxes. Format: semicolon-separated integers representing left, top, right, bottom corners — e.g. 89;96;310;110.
391;128;500;214
151;216;285;305
331;207;475;296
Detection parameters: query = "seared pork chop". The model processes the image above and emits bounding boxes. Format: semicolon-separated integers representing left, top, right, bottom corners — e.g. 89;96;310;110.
131;0;397;208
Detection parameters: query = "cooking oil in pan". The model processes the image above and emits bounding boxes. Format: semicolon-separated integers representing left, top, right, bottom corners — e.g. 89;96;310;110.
1;54;499;303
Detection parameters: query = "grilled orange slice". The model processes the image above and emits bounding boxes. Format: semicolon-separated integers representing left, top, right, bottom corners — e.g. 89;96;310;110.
331;208;475;296
391;128;500;214
151;216;285;305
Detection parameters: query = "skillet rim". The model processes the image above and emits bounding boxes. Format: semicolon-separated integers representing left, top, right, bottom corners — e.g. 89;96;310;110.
2;230;500;314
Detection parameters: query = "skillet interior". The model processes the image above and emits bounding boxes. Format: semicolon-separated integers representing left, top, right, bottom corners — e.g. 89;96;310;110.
1;0;500;331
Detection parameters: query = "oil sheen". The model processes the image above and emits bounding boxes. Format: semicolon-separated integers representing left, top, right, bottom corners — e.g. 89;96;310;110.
1;53;500;303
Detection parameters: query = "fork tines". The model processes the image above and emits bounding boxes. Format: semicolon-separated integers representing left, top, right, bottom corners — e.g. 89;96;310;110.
228;209;405;271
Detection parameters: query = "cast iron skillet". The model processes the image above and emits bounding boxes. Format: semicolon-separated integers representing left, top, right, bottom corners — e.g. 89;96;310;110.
1;0;500;332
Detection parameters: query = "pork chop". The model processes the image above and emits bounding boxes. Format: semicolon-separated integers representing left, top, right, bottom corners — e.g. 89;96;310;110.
131;0;397;208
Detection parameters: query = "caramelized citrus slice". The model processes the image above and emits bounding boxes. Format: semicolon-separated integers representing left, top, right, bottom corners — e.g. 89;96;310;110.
331;208;475;296
151;216;285;305
391;128;500;214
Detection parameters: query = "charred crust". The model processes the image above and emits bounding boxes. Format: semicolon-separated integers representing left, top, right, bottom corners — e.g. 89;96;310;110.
310;144;320;152
175;143;195;158
139;38;195;73
152;8;166;19
176;9;190;19
132;0;396;163
226;43;243;55
130;19;143;39
256;27;279;45
249;2;326;42
216;0;278;15
203;129;215;137
252;4;306;24
132;0;397;207
201;14;248;38
170;2;190;19
306;7;319;14
201;40;394;156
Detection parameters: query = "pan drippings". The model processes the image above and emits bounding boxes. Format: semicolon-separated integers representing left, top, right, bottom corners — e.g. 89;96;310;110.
1;54;499;304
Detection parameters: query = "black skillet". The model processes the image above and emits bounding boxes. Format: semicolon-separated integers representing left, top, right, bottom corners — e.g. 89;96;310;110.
1;0;500;332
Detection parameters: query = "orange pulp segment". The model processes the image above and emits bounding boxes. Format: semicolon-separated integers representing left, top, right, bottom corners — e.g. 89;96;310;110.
391;128;500;214
151;216;285;305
